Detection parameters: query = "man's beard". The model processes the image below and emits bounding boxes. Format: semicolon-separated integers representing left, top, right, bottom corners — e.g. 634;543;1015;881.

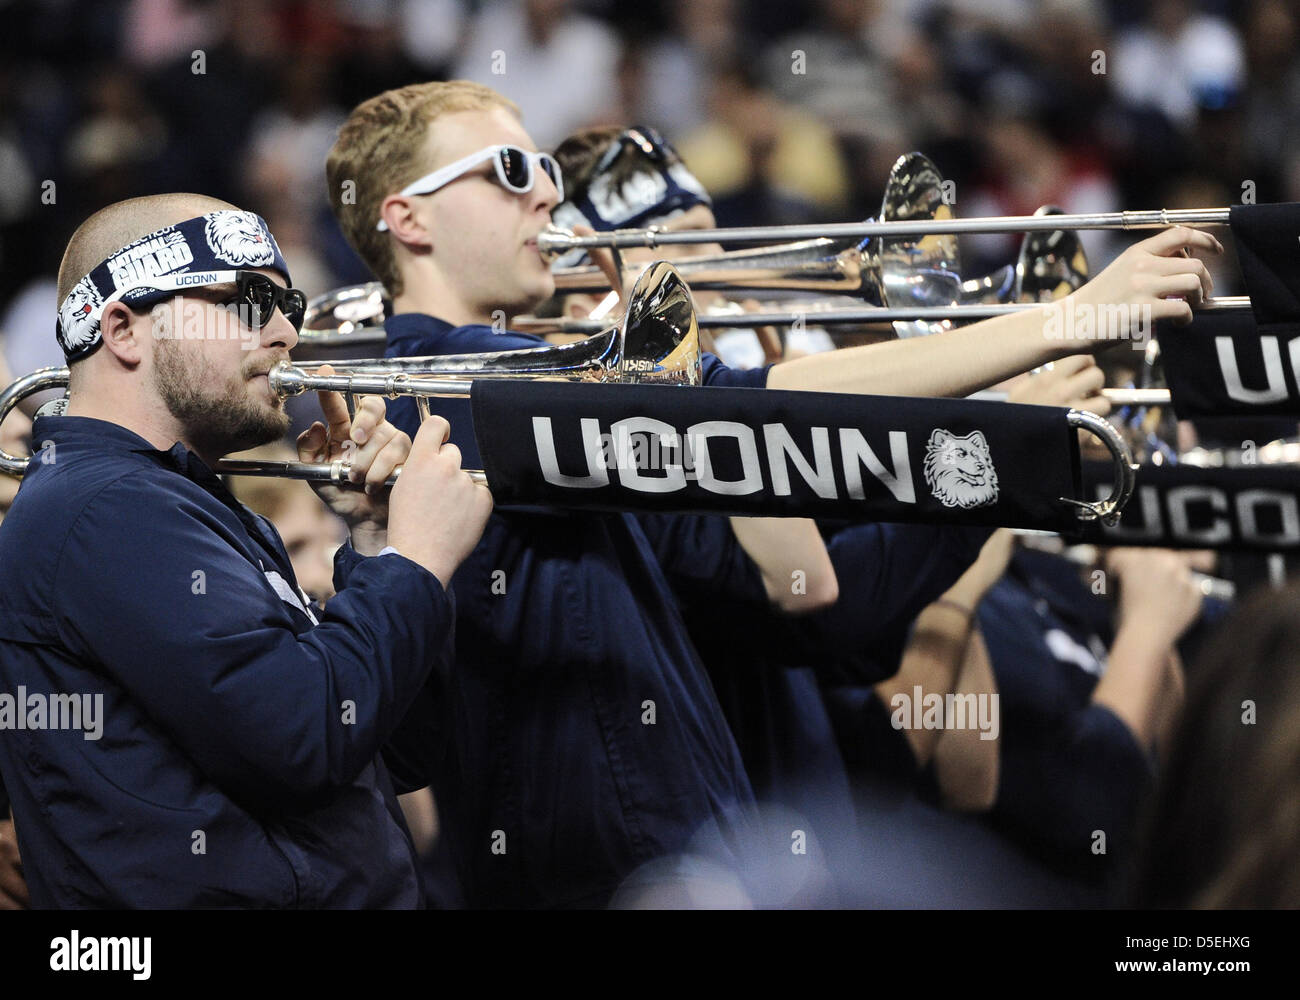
152;339;290;458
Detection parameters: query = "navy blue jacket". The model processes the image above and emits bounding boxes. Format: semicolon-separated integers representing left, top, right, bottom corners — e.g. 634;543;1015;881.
0;417;453;908
384;316;760;908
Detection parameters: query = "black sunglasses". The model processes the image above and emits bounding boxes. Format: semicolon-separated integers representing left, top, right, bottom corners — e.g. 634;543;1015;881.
216;271;308;332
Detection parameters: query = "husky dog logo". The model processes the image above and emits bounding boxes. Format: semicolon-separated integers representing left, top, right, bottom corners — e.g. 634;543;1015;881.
57;276;104;355
204;211;274;267
923;428;999;509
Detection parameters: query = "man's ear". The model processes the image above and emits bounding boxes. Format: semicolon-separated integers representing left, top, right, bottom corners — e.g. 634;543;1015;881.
97;302;147;366
379;195;433;250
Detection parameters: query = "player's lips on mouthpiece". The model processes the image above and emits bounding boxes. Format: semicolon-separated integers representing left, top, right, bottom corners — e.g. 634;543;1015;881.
248;356;290;380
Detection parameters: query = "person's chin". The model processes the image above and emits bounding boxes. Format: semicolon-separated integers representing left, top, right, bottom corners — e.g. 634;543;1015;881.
528;270;556;306
228;414;290;455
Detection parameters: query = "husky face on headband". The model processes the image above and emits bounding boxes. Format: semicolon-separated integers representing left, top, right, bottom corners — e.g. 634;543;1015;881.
57;276;104;357
924;429;1000;509
205;211;276;268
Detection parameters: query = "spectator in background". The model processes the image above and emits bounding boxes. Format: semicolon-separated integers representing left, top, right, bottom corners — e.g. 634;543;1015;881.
1133;582;1300;908
332;1;438;111
1;277;61;401
244;54;346;226
610;0;741;139
123;0;217;70
762;0;910;157
241;52;347;298
0;351;31;527
961;86;1122;276
1110;0;1244;133
452;0;621;148
65;66;168;210
677;61;850;226
1241;0;1300;202
143;0;278;204
396;0;468;79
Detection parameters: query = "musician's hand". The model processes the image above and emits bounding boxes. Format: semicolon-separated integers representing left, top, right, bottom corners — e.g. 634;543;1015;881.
740;299;785;364
1106;548;1205;645
577;223;628;317
1006;354;1111;416
1070;226;1223;334
0;818;28;910
386;415;493;586
297;364;410;538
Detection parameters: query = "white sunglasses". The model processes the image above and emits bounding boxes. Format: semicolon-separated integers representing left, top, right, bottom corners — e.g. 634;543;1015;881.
376;145;564;231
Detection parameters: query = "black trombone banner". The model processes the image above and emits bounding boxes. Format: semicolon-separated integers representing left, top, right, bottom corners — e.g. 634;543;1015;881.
1159;203;1300;418
1231;202;1300;322
1160;310;1300;418
470;380;1086;531
1076;459;1300;551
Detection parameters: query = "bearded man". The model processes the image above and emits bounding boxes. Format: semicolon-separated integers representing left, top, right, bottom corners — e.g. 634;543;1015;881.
0;193;491;908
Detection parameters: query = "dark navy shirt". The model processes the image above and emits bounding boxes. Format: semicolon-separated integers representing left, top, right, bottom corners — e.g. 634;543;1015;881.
383;315;761;908
0;416;453;908
977;549;1152;876
813;522;992;795
808;522;994;685
639;511;990;888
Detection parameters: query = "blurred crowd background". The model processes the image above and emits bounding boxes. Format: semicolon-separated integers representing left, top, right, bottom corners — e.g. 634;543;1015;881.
0;0;1294;374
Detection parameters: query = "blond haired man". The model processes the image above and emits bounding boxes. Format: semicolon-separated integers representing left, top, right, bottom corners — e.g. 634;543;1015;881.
327;80;1218;908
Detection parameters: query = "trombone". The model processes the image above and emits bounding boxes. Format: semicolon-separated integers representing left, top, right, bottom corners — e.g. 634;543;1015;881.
536;207;1234;255
0;258;1141;524
294;151;970;349
515;295;1253;338
0;263;702;487
550;150;958;306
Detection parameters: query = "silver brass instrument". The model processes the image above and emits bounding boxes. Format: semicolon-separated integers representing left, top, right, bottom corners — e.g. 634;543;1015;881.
545;151;964;340
297;281;389;348
0;263;701;487
537;207;1234;255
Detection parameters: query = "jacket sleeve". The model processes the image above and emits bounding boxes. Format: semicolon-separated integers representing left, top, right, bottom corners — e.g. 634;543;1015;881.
701;352;773;389
635;512;770;608
796;523;991;665
52;476;454;815
334;539;451;793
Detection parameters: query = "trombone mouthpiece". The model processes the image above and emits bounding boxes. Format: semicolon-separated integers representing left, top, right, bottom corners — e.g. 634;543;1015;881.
268;362;310;398
537;225;579;260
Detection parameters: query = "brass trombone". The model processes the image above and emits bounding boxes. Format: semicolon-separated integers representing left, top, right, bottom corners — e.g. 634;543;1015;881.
536;207;1235;255
550;151;958;306
295;152;968;348
0;263;702;487
297;281;389;348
